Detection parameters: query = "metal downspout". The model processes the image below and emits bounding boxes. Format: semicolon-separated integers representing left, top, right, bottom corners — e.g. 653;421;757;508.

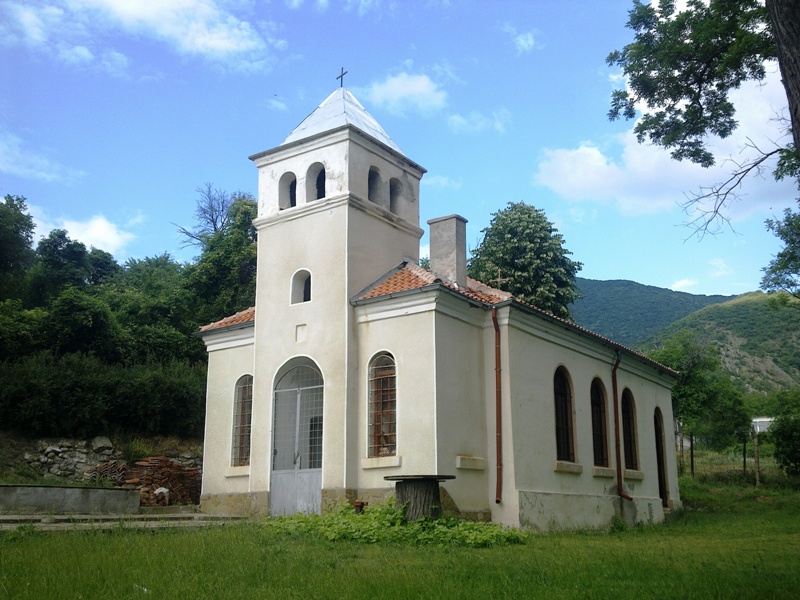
612;350;633;501
492;307;503;504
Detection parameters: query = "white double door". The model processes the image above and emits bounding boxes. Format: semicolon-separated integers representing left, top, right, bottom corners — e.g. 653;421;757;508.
270;365;323;516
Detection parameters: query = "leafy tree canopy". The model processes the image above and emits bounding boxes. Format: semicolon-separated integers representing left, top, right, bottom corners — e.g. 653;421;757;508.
608;0;775;168
468;202;582;320
0;194;36;300
761;204;800;304
608;0;800;225
649;330;750;448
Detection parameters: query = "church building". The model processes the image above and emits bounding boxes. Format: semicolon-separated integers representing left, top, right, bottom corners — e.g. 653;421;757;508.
197;87;681;530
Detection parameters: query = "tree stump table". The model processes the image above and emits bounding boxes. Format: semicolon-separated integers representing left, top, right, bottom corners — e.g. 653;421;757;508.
384;475;455;520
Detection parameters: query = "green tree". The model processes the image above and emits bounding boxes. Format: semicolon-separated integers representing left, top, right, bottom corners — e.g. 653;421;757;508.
608;0;800;224
761;203;800;305
27;229;92;306
0;194;35;300
46;287;123;362
184;191;258;324
649;330;750;449
468;202;581;320
772;413;800;477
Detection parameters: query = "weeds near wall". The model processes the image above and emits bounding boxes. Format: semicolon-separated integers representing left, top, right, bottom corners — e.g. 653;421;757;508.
264;499;527;548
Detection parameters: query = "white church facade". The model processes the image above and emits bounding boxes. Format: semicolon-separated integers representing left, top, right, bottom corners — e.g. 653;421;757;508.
198;88;681;530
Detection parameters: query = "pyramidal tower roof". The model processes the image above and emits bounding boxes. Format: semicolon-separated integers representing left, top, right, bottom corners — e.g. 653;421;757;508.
281;88;402;154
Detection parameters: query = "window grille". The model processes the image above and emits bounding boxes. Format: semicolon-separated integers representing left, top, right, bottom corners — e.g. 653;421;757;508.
554;367;574;462
232;375;253;467
369;354;396;457
591;379;609;467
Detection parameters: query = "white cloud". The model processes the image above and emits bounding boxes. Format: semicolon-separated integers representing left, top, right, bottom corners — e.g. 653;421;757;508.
710;258;733;278
0;128;86;183
534;68;796;224
1;0;277;72
345;0;384;17
500;22;537;55
58;44;93;64
670;279;697;292
364;72;447;116
448;108;511;134
268;98;288;111
29;205;137;255
62;214;136;254
422;175;462;190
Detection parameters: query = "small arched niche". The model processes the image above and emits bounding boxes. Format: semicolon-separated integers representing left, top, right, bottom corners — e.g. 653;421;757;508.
291;269;312;304
306;162;326;203
279;172;297;210
389;178;403;215
368;167;385;206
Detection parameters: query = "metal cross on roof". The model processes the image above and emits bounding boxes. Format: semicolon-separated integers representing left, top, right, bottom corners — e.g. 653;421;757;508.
489;268;511;289
336;67;348;88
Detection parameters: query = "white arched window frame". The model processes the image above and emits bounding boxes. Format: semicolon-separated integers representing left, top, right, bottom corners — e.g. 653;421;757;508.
291;269;311;304
231;375;253;467
368;353;396;457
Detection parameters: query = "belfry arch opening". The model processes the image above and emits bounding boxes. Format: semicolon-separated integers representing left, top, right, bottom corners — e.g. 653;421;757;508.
306;163;326;203
279;172;297;209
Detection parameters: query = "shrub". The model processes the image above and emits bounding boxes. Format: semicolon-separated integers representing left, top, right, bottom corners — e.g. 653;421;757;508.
263;500;527;548
773;414;800;477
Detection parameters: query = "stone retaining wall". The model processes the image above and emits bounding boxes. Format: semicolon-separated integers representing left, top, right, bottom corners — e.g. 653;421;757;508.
19;436;202;481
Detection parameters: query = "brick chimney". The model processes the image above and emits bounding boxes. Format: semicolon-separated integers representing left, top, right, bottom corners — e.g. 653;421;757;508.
427;214;468;288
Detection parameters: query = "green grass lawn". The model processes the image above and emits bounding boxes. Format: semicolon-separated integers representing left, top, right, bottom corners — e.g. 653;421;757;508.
2;478;799;599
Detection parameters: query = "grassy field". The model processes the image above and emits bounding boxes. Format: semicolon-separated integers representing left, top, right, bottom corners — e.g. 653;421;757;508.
2;477;799;599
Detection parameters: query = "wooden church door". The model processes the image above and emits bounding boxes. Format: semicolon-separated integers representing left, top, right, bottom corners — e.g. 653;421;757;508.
271;365;324;515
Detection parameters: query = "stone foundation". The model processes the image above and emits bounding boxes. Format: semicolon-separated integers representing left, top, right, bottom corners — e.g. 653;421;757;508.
200;491;270;518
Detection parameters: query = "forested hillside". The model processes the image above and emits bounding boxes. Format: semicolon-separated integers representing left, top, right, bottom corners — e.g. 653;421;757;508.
644;292;800;395
570;277;733;347
0;190;256;439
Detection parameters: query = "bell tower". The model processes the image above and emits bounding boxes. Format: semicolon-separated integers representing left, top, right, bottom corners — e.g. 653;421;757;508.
245;88;426;497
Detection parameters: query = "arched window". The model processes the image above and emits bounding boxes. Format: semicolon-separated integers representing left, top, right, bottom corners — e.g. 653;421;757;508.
554;367;574;462
279;172;297;209
369;353;396;457
291;270;311;304
590;378;609;467
306;162;326;202
621;389;638;470
231;375;253;467
389;178;402;214
368;166;384;206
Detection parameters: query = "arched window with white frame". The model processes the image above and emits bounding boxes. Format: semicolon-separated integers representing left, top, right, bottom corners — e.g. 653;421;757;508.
231;375;253;467
368;353;396;457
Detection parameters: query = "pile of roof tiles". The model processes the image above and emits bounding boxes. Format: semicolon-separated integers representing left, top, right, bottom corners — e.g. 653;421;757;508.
86;457;201;506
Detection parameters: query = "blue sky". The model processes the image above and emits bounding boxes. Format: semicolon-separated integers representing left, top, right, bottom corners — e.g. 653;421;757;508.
1;0;796;296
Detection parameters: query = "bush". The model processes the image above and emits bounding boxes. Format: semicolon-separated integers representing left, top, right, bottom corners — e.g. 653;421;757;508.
263;500;527;548
0;352;206;438
773;414;800;477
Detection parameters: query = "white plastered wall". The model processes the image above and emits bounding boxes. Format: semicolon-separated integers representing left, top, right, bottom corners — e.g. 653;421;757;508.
200;328;255;497
501;307;679;530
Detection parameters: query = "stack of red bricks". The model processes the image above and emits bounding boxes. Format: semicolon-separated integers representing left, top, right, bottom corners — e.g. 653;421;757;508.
123;457;202;506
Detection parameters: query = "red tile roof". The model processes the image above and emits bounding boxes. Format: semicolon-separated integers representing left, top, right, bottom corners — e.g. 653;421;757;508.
195;262;676;377
358;262;512;304
198;306;255;333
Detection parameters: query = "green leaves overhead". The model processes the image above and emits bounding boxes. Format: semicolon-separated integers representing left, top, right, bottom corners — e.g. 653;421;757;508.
608;0;775;167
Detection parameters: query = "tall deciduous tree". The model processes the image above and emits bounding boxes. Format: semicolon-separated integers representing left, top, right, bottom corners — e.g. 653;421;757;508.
27;229;92;306
649;330;750;449
0;194;35;300
608;0;800;225
761;203;800;304
468;201;582;320
184;191;258;323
